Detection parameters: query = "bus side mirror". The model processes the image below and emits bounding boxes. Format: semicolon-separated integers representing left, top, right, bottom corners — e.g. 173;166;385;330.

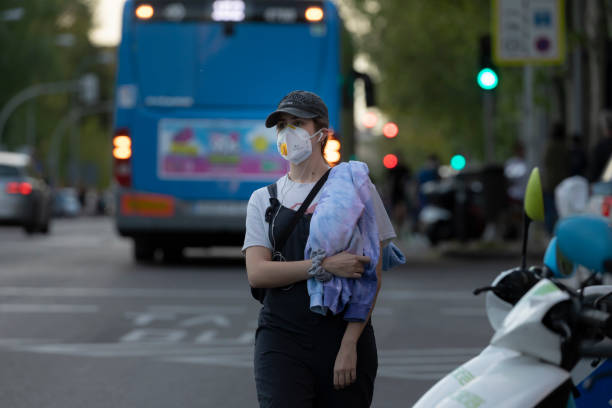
352;70;376;107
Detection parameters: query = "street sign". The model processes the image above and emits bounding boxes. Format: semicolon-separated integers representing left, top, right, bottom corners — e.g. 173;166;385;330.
493;0;565;65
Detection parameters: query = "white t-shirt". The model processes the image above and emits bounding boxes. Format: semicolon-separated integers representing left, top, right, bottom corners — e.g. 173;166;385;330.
242;174;396;253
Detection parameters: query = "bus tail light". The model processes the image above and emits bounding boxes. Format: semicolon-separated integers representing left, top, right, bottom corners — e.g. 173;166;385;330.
135;4;155;20
113;129;132;187
305;7;324;22
324;134;341;166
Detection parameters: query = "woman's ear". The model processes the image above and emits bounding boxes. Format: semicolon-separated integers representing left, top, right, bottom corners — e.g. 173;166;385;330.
318;128;330;143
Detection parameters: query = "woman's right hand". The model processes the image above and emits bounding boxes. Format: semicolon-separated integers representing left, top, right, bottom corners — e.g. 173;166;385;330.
321;252;370;279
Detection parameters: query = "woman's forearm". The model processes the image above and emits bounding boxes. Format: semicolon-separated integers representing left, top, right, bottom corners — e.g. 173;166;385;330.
246;248;312;288
341;278;381;345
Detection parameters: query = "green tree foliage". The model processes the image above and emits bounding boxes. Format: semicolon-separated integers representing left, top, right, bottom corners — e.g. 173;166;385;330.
343;0;522;167
0;0;115;188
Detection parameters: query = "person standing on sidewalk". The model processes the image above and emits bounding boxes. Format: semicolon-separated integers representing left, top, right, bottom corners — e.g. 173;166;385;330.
542;122;569;233
242;91;395;408
588;110;612;182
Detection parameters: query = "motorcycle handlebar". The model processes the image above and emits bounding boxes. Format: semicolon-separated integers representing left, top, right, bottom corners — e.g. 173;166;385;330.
577;309;612;329
579;344;612;358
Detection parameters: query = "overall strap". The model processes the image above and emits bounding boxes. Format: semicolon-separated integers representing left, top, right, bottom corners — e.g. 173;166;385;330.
274;168;331;253
264;183;279;223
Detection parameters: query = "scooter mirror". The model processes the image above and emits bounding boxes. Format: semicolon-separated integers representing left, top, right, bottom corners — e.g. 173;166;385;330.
556;215;612;273
543;237;575;278
524;167;545;222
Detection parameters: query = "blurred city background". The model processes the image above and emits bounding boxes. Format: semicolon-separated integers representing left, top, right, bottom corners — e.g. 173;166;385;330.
0;0;611;407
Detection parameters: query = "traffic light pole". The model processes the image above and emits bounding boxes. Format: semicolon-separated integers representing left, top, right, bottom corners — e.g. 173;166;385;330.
483;91;495;163
522;65;536;170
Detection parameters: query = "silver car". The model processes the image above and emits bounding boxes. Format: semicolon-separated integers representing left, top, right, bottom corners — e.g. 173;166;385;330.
0;152;52;234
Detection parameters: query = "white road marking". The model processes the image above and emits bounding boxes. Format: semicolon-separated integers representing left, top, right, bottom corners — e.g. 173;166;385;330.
147;305;246;314
0;287;476;301
179;315;231;328
194;330;253;345
124;312;176;326
2;338;481;381
0;287;245;299
119;329;187;343
0;304;99;313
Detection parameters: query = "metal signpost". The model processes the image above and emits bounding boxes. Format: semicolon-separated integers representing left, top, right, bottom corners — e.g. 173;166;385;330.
492;0;565;168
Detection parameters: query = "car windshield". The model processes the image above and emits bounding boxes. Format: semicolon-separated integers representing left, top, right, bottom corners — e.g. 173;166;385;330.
0;164;21;177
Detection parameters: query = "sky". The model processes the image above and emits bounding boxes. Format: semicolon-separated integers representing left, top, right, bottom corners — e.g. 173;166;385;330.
90;0;126;46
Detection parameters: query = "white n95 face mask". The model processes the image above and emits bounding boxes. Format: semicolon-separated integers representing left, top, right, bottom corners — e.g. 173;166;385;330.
277;124;323;164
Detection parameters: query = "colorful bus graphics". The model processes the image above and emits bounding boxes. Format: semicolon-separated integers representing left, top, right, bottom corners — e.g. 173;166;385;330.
158;119;288;180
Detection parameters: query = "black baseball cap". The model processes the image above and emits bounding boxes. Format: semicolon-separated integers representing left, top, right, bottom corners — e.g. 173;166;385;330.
265;90;329;128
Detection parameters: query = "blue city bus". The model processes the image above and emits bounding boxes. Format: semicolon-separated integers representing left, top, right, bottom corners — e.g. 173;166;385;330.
113;0;370;262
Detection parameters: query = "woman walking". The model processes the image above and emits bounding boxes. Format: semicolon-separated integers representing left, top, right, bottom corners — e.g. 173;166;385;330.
243;90;395;407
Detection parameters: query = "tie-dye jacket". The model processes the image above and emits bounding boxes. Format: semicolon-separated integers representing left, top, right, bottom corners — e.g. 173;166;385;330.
305;161;380;322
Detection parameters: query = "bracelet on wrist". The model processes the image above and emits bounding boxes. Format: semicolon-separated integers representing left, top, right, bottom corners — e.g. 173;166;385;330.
308;249;332;282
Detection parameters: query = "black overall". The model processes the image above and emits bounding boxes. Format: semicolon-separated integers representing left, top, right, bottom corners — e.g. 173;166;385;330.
254;199;378;408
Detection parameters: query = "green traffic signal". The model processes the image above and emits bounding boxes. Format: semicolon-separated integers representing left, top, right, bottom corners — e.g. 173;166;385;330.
450;154;466;170
477;68;498;90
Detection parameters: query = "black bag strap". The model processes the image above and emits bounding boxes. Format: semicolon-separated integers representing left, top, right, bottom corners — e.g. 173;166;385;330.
273;168;331;253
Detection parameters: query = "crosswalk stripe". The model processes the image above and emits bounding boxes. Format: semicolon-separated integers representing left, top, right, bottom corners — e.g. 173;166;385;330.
4;340;479;381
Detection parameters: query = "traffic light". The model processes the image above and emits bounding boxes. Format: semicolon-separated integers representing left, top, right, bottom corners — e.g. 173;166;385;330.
450;154;466;171
324;135;341;166
477;35;498;90
382;122;399;138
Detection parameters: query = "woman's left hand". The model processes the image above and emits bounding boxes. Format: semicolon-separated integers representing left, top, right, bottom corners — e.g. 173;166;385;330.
333;340;358;390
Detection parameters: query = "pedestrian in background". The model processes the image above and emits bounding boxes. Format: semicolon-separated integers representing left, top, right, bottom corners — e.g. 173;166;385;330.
542;122;569;233
555;133;589;219
503;141;528;240
243;91;396;408
588;110;612;182
415;154;440;214
387;154;412;237
568;133;588;177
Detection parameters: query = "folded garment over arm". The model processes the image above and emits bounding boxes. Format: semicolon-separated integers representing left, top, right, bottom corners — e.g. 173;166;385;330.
305;161;380;322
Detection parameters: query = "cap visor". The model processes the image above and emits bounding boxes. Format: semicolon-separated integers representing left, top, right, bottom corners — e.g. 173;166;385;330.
265;108;319;128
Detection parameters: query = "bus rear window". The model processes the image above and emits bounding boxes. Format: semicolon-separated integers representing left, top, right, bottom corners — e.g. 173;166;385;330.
133;0;325;24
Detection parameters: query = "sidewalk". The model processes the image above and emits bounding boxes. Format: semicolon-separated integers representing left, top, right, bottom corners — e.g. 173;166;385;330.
392;227;549;263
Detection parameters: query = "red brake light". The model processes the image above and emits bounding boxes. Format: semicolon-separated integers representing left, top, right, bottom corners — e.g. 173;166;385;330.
5;182;32;195
6;182;18;194
19;182;32;195
603;197;612;217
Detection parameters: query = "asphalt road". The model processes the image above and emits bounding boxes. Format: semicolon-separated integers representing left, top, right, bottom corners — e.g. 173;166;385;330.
0;217;523;407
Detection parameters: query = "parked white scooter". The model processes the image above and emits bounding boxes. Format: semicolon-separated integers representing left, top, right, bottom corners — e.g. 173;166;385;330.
413;169;612;408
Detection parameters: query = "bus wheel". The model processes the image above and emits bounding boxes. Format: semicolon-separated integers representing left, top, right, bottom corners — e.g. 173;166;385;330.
134;239;155;262
162;246;184;263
